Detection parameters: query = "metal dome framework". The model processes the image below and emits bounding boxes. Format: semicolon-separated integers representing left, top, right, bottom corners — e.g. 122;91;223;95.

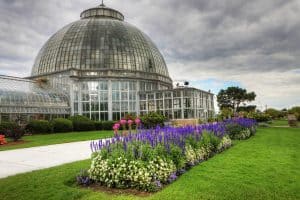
31;4;172;86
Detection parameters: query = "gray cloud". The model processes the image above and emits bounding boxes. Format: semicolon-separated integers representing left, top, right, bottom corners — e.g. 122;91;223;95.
0;0;299;109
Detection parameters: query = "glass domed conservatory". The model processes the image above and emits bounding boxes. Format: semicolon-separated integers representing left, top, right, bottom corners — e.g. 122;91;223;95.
0;3;214;123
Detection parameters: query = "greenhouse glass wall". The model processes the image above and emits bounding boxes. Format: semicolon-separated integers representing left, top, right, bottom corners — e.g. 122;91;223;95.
139;88;214;120
0;76;70;124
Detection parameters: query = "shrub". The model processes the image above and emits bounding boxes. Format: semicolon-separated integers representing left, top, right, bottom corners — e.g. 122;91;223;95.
102;121;115;130
26;120;52;134
0;122;24;141
141;112;166;129
198;119;204;124
225;123;244;139
52;118;73;133
0;122;19;136
168;144;186;170
94;121;103;130
225;123;252;140
224;118;256;140
207;117;216;123
5;127;24;142
247;112;271;122
199;132;221;153
69;115;95;132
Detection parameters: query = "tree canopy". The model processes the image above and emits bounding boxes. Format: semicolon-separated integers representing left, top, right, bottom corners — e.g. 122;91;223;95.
217;86;256;112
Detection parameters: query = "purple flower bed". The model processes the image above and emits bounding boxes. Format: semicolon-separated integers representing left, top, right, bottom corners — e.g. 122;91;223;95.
85;118;256;192
90;118;256;153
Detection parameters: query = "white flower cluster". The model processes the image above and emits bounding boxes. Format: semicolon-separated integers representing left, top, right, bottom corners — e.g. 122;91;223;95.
89;154;176;190
217;135;232;152
89;154;153;189
235;128;251;140
147;157;176;183
185;144;211;165
185;145;197;164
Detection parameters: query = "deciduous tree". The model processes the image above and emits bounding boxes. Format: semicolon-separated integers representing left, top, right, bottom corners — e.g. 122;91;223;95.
217;86;256;113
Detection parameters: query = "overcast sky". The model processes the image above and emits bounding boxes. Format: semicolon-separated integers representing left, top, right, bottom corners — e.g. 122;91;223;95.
0;0;299;110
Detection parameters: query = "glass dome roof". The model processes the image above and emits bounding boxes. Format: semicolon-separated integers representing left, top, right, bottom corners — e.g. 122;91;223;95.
31;4;171;85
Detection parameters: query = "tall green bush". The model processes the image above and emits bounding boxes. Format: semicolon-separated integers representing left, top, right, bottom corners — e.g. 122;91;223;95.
0;122;24;141
52;118;73;133
0;122;19;136
102;121;115;130
94;121;103;131
69;115;95;132
247;112;271;122
26;120;52;134
141;112;166;128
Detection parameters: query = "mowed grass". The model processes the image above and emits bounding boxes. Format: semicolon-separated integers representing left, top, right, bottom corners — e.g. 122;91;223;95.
270;120;289;127
0;131;113;151
0;127;299;200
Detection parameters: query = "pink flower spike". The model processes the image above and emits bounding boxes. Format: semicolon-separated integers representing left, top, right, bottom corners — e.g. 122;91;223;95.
127;120;133;125
135;118;141;125
120;119;127;125
114;123;120;128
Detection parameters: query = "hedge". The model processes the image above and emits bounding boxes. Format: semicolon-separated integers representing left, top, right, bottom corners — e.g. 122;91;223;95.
102;121;115;130
94;121;103;131
26;120;52;134
141;112;166;129
69;115;95;132
52;118;73;133
0;122;19;136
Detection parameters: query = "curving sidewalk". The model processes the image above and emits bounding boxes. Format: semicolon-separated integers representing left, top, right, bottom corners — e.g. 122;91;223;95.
0;139;106;179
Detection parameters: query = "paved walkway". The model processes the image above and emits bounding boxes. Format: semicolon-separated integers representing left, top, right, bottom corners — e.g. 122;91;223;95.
0;139;104;179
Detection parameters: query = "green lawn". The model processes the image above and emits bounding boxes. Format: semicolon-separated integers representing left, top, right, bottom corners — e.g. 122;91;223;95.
0;131;113;151
270;120;289;127
0;127;299;200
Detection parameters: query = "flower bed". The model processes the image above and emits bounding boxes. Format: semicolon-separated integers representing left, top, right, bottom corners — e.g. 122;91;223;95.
81;118;256;192
224;118;257;140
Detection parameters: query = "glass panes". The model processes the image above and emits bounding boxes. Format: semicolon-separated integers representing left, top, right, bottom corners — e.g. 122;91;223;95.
129;92;136;100
112;91;120;101
100;102;108;111
121;92;128;100
112;82;119;90
112;102;120;111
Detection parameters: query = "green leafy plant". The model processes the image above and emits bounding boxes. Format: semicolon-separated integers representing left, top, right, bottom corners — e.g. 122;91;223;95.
101;121;115;130
94;121;103;130
140;112;166;129
0;122;19;137
26;120;52;134
51;118;73;133
69;115;95;132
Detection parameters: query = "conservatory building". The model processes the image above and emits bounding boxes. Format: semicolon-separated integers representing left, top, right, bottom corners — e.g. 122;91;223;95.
0;3;214;123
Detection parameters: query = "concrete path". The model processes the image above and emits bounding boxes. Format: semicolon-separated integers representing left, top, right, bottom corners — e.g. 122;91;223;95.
0;139;103;179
